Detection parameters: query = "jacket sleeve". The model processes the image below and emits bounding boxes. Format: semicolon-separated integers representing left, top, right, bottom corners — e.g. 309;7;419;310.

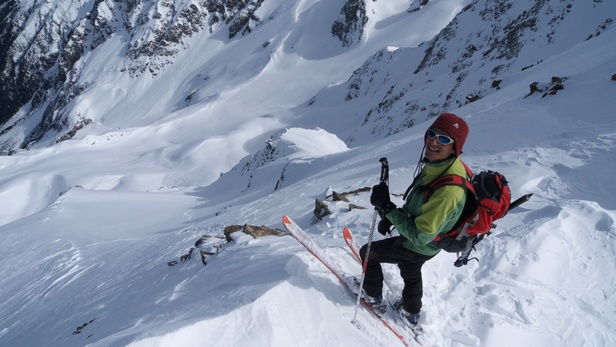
386;185;465;246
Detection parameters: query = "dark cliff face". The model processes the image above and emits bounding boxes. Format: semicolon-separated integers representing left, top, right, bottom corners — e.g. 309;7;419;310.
331;0;368;47
0;0;276;154
0;0;212;153
0;0;364;154
0;0;31;127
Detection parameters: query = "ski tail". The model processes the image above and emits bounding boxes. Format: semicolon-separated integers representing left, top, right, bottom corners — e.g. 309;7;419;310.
343;227;362;264
282;216;410;346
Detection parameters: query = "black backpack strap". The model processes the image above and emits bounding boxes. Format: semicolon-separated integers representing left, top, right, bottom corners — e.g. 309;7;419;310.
402;174;421;201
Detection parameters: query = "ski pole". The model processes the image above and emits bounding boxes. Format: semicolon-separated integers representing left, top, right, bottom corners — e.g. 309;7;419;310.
508;193;533;211
353;157;389;323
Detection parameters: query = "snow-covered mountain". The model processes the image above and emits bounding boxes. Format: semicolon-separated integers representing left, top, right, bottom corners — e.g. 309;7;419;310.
0;0;615;346
4;0;611;156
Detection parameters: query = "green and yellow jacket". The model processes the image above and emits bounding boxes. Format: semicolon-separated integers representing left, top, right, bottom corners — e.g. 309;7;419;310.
386;157;467;256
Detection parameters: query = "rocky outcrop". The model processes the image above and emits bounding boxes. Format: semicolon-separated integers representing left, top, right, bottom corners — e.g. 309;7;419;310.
331;0;368;47
0;0;266;154
308;0;612;145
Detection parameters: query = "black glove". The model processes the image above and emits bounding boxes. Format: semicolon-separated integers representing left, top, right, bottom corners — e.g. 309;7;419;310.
377;218;393;236
370;183;397;214
370;183;390;208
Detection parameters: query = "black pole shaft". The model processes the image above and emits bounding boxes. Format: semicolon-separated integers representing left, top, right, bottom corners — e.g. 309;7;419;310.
508;193;533;212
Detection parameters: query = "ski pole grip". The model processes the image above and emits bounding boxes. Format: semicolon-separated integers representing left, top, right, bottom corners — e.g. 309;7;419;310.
379;157;389;185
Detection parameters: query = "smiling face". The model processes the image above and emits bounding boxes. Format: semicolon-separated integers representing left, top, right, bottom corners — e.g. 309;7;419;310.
424;127;456;162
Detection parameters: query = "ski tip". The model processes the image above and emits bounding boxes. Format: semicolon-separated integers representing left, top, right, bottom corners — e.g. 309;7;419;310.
342;227;351;238
282;215;291;225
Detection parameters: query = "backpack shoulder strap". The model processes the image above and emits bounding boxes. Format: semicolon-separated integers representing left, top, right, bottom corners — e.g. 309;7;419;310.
422;175;474;202
422;161;474;202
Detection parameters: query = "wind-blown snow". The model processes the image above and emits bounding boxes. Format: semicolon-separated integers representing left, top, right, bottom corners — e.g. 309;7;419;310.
0;0;615;346
281;128;348;159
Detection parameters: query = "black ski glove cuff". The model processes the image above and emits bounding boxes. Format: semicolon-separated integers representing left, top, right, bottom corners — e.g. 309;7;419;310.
377;201;397;215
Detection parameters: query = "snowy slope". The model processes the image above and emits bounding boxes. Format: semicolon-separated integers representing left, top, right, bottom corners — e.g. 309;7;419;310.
0;0;615;346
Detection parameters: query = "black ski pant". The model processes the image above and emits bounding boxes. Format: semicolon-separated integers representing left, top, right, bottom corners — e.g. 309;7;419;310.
359;236;435;315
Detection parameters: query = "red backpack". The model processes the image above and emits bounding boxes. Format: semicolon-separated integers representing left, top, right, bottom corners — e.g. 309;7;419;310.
420;162;513;267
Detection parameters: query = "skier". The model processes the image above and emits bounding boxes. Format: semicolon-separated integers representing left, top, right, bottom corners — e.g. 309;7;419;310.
361;112;470;327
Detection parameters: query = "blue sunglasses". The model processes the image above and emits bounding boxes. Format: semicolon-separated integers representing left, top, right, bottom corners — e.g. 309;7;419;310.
427;128;454;145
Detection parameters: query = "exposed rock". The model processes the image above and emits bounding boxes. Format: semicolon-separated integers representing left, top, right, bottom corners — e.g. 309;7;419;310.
527;81;541;96
332;191;350;202
331;0;368;47
72;319;95;335
349;203;366;211
224;225;244;241
314;199;332;220
242;224;286;238
408;0;431;13
525;76;568;98
180;247;195;262
542;84;564;98
224;224;286;241
311;186;374;218
466;94;482;104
